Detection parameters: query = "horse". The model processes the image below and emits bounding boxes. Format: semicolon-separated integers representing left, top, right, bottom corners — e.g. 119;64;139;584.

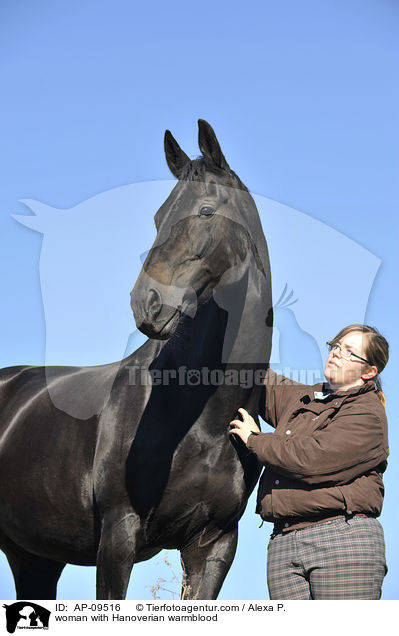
0;120;273;600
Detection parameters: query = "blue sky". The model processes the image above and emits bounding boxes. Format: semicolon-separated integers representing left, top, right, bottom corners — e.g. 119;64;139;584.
0;0;398;600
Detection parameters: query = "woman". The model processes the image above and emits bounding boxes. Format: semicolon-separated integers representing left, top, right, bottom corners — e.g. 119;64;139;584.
229;324;389;600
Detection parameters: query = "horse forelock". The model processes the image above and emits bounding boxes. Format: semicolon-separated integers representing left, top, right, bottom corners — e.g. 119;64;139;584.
154;157;249;229
180;157;248;192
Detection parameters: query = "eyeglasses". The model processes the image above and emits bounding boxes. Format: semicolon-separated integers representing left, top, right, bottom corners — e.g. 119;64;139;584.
326;341;370;365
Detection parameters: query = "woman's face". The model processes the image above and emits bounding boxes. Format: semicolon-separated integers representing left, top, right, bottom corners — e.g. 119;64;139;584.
324;330;377;389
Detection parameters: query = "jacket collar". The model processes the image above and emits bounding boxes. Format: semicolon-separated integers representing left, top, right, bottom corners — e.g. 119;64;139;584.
326;379;377;398
300;379;377;407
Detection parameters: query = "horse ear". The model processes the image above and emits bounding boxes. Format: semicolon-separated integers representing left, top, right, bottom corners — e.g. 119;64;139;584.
12;199;61;233
164;130;190;179
198;119;229;171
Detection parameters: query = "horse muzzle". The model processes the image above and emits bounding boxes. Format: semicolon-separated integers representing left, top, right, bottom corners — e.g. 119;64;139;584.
131;276;197;340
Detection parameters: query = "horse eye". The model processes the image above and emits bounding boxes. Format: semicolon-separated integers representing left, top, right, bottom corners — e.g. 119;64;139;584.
199;205;215;217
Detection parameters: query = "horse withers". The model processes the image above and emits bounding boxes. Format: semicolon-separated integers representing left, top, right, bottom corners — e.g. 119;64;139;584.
0;120;273;599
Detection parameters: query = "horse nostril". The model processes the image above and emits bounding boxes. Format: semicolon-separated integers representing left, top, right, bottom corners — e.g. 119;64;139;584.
145;288;162;321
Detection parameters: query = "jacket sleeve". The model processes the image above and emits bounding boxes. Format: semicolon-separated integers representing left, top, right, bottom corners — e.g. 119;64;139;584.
248;403;388;485
259;368;305;428
339;470;385;516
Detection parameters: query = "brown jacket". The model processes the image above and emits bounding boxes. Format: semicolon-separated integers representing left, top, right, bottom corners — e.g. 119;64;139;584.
247;369;389;532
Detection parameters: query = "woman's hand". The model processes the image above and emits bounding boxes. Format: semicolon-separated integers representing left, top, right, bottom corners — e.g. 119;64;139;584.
229;408;260;445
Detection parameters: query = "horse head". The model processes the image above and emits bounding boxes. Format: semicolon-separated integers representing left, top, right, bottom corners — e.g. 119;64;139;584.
131;120;271;357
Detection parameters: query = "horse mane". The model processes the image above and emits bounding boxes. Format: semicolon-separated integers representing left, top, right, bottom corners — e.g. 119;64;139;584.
180;157;249;192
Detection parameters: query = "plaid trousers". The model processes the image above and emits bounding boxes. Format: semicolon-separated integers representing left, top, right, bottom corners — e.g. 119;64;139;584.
267;515;387;600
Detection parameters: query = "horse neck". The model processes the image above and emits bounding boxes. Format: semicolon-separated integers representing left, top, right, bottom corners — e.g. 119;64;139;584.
164;254;271;375
139;260;270;443
213;254;272;368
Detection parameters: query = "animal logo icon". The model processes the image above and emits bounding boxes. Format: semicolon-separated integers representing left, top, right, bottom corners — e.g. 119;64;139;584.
2;602;50;633
270;284;324;383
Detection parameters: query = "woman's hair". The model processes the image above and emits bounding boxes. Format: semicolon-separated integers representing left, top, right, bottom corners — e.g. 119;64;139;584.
331;324;389;406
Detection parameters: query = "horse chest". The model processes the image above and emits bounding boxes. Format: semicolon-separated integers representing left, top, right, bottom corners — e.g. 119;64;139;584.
124;423;246;530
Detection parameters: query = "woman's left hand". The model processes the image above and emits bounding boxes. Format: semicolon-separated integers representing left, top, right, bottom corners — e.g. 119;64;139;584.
229;408;260;445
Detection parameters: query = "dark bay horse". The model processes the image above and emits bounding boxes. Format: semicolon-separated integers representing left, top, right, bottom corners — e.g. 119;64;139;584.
0;120;272;599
